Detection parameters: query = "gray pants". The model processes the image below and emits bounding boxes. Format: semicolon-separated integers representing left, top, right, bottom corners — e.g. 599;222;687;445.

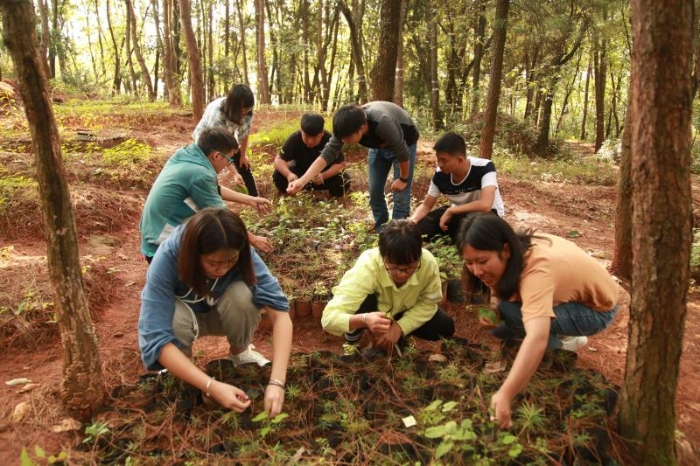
172;281;261;356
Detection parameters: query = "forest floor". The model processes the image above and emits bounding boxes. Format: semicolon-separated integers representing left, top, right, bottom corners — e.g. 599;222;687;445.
0;105;699;464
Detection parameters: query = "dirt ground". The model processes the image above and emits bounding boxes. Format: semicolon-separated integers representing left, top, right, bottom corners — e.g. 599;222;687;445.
0;108;698;464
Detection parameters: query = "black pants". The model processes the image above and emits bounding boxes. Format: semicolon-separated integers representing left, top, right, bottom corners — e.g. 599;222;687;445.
352;294;455;341
273;167;350;198
417;207;499;243
233;150;258;197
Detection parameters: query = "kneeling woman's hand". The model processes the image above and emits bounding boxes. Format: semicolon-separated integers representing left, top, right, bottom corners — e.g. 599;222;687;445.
208;380;251;413
264;383;285;417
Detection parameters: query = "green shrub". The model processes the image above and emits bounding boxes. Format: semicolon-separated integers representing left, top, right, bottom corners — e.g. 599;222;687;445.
102;139;154;167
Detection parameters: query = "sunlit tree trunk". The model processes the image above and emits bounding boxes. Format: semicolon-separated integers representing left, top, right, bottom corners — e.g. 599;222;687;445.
580;54;591;140
393;0;406;106
255;0;271;103
235;0;249;85
611;105;632;281
620;1;693;463
126;0;155;100
106;0;122;95
36;0;52;80
124;3;139;93
479;0;510;160
0;0;103;419
371;0;402;102
470;0;487;116
338;0;367;103
179;0;205;119
594;28;607;152
427;1;440;129
162;0;182;106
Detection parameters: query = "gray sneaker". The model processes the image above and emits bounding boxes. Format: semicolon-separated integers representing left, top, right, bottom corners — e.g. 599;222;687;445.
228;344;270;367
560;336;588;352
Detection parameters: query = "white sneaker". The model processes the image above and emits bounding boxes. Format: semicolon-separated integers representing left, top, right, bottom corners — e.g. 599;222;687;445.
560;336;588;352
228;344;270;367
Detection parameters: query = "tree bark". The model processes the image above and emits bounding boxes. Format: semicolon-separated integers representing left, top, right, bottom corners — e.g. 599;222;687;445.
338;0;368;103
371;0;402;102
479;0;510;160
126;0;155;100
580;54;591;140
594;30;607;152
162;0;183;106
0;0;103;419
393;0;407;105
235;0;250;85
36;0;52;80
620;1;693;464
470;0;487;116
106;0;122;95
611;105;632;281
427;1;440;129
179;0;205;120
255;0;271;104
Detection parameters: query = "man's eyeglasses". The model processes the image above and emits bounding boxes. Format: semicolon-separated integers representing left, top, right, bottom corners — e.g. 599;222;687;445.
216;151;235;165
384;260;421;276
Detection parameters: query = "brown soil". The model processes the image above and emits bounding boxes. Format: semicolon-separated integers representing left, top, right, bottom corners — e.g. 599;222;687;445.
0;108;698;464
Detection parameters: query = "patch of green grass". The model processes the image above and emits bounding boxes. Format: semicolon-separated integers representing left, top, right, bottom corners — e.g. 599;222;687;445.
493;151;617;186
249;120;300;149
0;174;38;207
101;139;155;167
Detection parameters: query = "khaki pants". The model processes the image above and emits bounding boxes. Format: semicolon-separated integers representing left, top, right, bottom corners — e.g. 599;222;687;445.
172;281;261;356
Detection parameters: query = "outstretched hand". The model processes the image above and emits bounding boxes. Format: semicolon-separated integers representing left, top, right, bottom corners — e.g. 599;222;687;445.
207;380;251;413
250;234;273;253
250;197;272;214
264;384;285;417
286;179;304;195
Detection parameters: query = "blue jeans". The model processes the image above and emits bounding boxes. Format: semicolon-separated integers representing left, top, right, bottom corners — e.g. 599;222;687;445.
498;301;618;350
367;144;417;230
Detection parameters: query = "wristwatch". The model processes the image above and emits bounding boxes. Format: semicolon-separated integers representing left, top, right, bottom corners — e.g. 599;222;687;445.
398;176;409;183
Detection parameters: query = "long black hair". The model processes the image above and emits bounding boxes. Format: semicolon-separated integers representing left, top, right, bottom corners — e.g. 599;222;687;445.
456;213;536;299
178;208;255;297
222;84;254;125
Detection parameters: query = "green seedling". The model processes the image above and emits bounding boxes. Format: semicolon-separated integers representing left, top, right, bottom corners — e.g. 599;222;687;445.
478;306;499;325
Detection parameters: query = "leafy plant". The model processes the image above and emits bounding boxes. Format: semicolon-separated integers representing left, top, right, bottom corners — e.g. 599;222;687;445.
251;411;290;438
83;421;110;444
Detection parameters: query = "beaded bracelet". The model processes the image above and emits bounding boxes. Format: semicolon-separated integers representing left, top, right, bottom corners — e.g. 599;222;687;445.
205;376;215;397
268;378;285;389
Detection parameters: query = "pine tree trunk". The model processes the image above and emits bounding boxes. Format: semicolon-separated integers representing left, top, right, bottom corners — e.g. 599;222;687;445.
371;0;402;102
106;0;122;95
580;54;591;140
126;0;155;100
470;0;487;116
479;0;510;160
427;1;440;129
620;1;693;463
162;0;182;106
179;0;205;120
0;0;103;419
235;0;249;85
611;106;632;281
594;34;607;152
338;0;367;103
255;0;271;104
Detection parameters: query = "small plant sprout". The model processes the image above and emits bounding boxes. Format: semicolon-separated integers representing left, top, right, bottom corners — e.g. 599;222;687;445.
83;421;110;444
252;411;289;438
515;400;546;435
